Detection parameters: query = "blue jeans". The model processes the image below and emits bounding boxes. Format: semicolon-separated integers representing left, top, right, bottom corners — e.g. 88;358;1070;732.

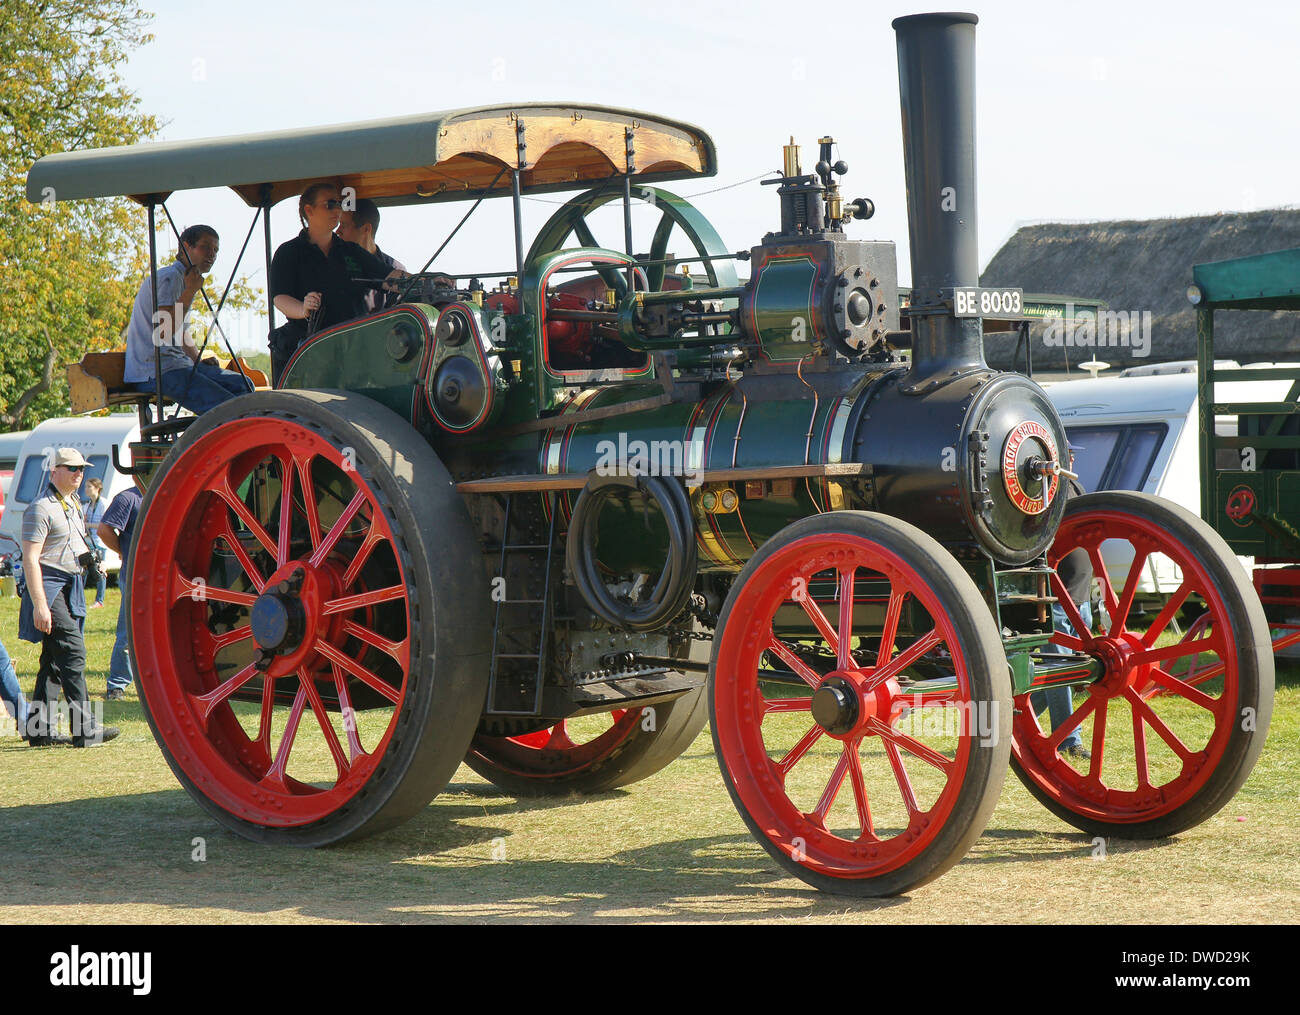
1032;600;1092;751
135;360;253;415
0;636;28;734
108;571;133;692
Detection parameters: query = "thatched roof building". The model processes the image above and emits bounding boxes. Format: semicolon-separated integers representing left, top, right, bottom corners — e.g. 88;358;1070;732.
979;209;1300;371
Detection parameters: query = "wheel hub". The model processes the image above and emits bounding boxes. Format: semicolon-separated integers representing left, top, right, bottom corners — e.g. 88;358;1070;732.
1092;633;1147;695
250;594;304;653
812;676;860;735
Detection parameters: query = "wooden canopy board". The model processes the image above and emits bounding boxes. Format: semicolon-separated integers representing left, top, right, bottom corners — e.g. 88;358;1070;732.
26;104;717;209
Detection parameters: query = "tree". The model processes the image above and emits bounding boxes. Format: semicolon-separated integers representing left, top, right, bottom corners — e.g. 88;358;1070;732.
0;1;259;430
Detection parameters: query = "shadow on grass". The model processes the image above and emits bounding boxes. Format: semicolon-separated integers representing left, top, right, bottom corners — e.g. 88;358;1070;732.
0;784;927;922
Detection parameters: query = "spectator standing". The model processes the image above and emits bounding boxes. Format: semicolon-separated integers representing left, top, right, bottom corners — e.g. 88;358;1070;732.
18;448;119;747
83;476;108;609
98;484;143;702
0;635;30;742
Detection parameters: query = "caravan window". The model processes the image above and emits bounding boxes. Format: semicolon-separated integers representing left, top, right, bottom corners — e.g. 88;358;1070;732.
13;455;49;504
1065;424;1167;492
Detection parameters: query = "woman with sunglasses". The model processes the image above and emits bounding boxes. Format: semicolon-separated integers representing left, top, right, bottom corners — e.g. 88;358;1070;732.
268;183;405;385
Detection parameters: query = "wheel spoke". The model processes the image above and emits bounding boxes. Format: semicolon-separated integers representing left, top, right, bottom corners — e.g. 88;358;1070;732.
775;722;824;782
877;587;905;667
1140;580;1193;647
1132;702;1151;789
256;672;276;757
219;522;267;594
330;662;366;761
1147;668;1221;713
1126;689;1196;762
761;696;812;714
1046;692;1098;753
322;584;407;616
866;717;954;775
797;588;844;662
810;749;851;824
1085;544;1119;620
864;629;943;692
300;669;351;781
342;517;383;587
215;474;277;559
276;452;296;567
546;722;576;750
208;624;254;652
1087;696;1107;780
189;661;260;724
310;488;368;568
1111;547;1150;637
1049;572;1092;646
314;638;402;704
765;634;823;690
341;619;409;666
1134;635;1223;668
883;739;920;817
292;453;321;554
844;741;875;840
170;564;256;608
836;568;855;669
262;685;307;790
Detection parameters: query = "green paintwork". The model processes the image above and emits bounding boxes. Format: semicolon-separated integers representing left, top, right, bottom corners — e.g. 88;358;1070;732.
281;306;434;421
525;186;739;293
1194;247;1300;554
1193;247;1300;310
750;255;821;362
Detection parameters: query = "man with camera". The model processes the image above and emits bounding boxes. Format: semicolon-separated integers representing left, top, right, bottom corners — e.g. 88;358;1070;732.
18;448;119;747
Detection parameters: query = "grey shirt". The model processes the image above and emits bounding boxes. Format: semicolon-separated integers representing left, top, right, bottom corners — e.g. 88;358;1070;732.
22;485;91;573
124;258;194;383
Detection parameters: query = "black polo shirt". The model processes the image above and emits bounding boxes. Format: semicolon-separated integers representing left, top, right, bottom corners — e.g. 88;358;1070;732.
269;229;391;339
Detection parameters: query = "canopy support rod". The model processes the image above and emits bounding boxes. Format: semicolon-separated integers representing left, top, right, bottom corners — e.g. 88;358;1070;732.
624;128;635;290
159;204;255;417
512;170;524;278
147;200;164;424
261;184;275;334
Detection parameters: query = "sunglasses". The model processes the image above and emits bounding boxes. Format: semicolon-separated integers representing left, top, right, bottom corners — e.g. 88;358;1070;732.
318;199;343;210
60;465;86;472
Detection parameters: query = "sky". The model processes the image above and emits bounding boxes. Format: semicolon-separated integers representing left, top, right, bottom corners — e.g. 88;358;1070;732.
110;0;1300;351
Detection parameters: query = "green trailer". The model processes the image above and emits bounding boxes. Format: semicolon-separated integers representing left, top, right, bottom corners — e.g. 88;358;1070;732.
1190;249;1300;653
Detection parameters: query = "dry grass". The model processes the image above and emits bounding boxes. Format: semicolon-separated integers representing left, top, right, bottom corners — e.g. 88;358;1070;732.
1;587;1296;925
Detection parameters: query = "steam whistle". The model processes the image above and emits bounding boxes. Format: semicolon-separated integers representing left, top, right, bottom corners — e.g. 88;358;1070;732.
765;136;873;239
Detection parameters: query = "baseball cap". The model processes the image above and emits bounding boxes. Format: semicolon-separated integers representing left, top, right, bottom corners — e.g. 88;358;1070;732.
53;448;89;467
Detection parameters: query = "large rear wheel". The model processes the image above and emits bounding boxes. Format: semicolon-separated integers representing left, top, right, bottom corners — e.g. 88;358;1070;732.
128;390;490;845
710;511;1012;896
1011;491;1274;839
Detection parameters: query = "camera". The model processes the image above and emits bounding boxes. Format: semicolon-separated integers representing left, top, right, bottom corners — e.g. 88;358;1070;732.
79;550;103;588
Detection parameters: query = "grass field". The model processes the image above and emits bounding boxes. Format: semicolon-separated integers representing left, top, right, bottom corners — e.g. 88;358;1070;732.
1;587;1296;924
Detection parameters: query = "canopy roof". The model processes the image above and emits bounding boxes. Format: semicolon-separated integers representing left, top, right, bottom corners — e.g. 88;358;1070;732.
1193;247;1300;310
26;103;717;208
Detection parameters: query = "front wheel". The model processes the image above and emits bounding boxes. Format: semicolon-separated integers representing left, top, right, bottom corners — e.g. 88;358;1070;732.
710;511;1012;896
1011;491;1274;839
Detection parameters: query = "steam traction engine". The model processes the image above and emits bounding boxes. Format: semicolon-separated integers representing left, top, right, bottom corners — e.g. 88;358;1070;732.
32;13;1273;895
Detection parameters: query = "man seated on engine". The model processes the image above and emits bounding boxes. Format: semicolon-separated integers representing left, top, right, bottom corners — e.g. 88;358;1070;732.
337;198;408;313
124;224;254;415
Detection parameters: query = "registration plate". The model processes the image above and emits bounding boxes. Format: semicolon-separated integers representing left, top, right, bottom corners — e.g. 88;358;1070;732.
952;287;1024;318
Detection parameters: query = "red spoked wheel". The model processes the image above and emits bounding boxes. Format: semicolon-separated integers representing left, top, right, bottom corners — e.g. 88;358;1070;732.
710;511;1011;896
1011;491;1274;839
128;390;490;845
466;689;709;796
